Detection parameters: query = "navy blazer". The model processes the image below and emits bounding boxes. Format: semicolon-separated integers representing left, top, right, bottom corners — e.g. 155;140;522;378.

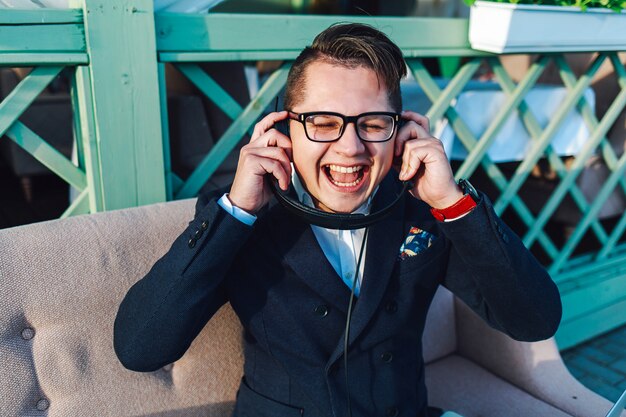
114;174;562;417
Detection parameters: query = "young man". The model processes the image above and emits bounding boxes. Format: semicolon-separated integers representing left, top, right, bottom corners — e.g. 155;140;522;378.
114;23;561;417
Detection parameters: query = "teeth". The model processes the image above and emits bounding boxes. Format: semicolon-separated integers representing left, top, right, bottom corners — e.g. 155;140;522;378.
328;164;363;174
330;179;360;187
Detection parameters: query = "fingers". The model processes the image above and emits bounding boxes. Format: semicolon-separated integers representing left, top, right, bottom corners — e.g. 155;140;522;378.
398;137;446;181
239;145;292;189
399;141;422;181
251;111;289;142
402;110;430;133
229;112;293;213
264;132;293;161
395;112;430;157
258;156;291;191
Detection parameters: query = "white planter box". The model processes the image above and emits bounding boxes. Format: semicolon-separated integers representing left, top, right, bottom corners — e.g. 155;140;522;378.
469;1;626;53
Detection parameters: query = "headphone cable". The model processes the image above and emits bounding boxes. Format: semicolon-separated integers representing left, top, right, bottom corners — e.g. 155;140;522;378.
343;226;369;417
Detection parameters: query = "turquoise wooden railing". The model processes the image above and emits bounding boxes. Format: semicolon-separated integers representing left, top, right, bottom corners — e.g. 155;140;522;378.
1;0;626;349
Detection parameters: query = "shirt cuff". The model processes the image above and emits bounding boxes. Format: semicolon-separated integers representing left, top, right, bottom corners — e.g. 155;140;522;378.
217;193;257;226
443;210;473;222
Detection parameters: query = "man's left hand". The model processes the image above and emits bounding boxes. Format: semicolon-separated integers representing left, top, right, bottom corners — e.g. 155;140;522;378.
395;111;463;209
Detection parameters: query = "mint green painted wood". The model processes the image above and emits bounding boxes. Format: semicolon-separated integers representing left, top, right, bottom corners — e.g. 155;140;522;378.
557;289;626;350
70;76;86;174
61;189;90;219
524;70;626;255
160;51;302;62
419;59;480;123
159;49;486;63
171;173;184;194
175;64;290;199
595;56;626;259
175;63;243;120
172;63;255;138
556;246;626;285
554;53;626;260
408;58;560;258
495;55;605;218
0;66;62;138
599;212;626;260
72;65;105;212
489;57;609;248
560;272;626;322
553;55;626;244
0;9;82;24
0;25;85;53
456;58;548;181
158;63;174;201
551;150;626;274
438;56;462;79
0;53;88;65
79;0;165;209
5;121;86;191
210;0;297;13
155;14;472;54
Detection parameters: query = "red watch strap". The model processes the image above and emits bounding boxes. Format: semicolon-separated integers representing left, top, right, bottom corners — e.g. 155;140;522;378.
430;194;477;222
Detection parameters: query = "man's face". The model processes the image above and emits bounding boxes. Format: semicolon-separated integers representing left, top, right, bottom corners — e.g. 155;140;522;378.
289;61;396;214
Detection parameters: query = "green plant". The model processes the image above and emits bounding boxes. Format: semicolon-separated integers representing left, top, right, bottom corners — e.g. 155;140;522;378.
463;0;626;11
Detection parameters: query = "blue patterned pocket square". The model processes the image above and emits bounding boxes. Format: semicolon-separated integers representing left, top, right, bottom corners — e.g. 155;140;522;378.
398;227;437;259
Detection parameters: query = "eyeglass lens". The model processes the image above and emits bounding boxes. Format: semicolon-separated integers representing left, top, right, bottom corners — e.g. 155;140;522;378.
304;114;395;142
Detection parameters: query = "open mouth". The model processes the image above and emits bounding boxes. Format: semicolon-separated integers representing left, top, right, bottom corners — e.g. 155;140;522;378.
323;164;369;188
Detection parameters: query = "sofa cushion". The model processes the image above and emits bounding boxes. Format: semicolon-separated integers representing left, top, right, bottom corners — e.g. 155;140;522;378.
0;199;243;417
426;355;572;416
0;197;458;416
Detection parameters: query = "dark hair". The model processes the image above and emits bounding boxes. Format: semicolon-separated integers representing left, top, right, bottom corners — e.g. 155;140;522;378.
283;22;407;112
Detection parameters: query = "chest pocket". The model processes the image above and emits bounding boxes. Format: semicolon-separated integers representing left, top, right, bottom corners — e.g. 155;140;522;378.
394;235;448;288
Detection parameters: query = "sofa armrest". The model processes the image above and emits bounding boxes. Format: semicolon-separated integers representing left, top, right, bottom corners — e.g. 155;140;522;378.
455;299;625;417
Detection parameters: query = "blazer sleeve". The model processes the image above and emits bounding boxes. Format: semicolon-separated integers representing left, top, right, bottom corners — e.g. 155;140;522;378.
439;192;562;342
113;190;254;372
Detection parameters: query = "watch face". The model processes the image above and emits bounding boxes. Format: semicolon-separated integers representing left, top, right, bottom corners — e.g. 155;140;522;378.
459;179;479;201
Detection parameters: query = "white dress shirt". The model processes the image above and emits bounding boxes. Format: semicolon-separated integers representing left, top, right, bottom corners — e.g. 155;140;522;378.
217;173;373;296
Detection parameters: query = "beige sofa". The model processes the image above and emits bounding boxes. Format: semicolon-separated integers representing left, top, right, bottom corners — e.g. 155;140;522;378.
0;199;621;417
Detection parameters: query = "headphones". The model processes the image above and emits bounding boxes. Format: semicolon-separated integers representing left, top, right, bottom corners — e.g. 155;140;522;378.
269;178;412;230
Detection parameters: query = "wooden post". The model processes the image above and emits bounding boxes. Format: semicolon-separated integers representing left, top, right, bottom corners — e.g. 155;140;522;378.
75;0;166;210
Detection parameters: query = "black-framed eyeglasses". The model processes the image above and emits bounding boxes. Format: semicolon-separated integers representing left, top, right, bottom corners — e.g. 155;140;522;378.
287;111;400;143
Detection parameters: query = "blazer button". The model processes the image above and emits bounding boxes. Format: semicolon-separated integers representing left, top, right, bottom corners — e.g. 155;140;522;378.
386;406;399;417
381;351;394;363
188;238;196;248
385;300;398;314
314;305;329;318
195;229;203;239
201;221;208;230
37;398;50;411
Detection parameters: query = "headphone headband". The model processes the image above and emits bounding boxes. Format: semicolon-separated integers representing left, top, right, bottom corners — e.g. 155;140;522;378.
269;179;411;230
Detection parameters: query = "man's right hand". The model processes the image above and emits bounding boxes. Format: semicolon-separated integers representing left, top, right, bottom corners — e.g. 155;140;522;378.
228;111;293;214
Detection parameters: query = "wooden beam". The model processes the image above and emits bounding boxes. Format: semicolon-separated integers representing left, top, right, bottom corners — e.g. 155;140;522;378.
0;25;85;53
0;9;82;24
156;13;472;53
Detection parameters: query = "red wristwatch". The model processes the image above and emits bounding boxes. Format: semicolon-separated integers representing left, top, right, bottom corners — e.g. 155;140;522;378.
430;179;479;222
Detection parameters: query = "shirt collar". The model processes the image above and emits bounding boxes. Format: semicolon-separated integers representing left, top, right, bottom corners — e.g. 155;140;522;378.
291;165;375;216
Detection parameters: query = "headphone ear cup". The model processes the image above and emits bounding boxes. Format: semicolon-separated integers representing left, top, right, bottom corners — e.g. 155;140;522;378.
274;120;290;137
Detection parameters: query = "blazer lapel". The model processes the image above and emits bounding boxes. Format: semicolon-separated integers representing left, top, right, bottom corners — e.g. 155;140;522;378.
266;201;351;315
327;175;406;366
